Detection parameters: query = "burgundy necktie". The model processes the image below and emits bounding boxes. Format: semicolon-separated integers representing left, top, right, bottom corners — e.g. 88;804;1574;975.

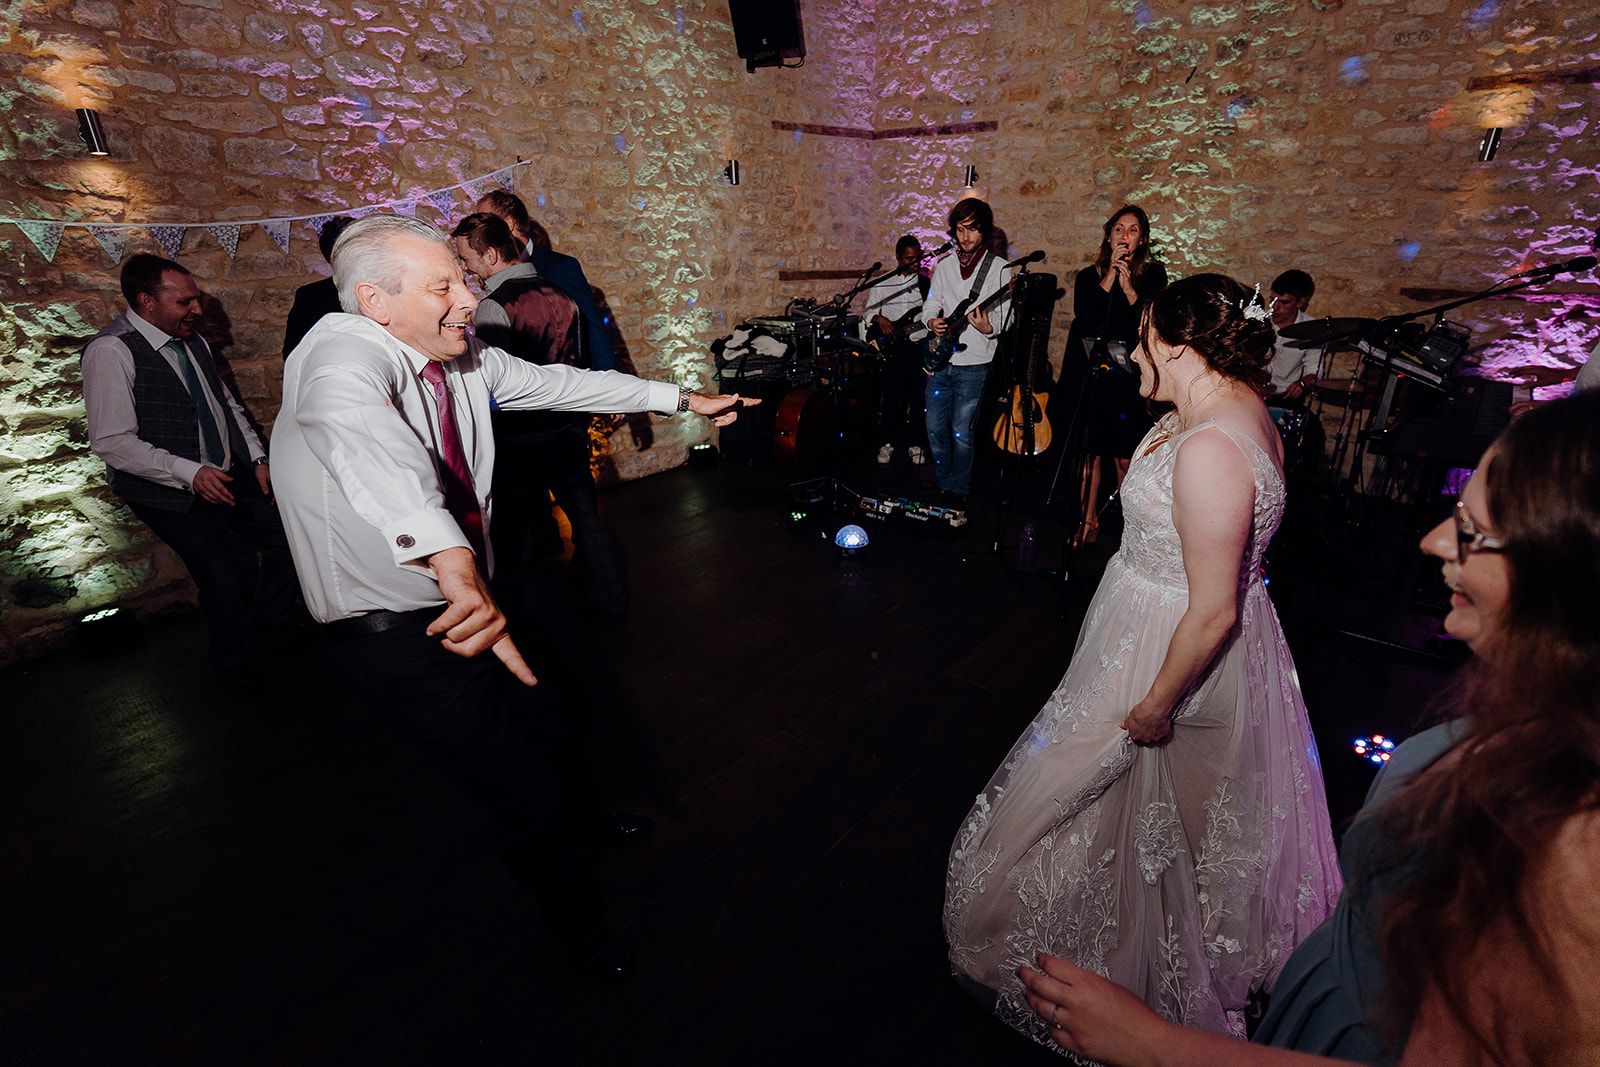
420;361;487;565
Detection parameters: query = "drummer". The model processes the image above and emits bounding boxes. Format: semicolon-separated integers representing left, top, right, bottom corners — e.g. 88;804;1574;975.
1266;269;1321;402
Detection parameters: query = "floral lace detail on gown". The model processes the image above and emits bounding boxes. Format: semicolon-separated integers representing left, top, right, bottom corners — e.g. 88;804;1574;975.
943;412;1342;1059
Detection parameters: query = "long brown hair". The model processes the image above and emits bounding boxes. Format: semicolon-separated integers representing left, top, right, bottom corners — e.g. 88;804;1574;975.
1138;273;1275;399
1377;391;1600;1062
1092;204;1154;284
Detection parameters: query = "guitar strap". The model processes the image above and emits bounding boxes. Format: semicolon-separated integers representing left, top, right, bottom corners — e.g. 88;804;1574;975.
963;252;995;309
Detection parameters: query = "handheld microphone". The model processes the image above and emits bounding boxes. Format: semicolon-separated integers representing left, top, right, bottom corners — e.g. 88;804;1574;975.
1006;250;1047;268
1510;254;1596;279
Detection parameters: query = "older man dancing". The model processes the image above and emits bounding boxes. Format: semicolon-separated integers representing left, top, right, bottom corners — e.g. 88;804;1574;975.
273;215;751;981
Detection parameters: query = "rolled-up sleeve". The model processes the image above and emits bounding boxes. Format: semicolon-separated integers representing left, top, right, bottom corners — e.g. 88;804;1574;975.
293;356;468;572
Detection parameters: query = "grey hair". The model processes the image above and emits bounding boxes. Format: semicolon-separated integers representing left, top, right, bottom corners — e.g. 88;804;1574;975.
331;214;449;314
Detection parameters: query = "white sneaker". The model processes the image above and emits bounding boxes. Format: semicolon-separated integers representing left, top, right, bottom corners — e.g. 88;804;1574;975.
876;443;894;464
908;446;927;466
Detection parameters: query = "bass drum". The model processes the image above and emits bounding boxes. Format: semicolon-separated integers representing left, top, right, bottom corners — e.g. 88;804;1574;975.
773;386;838;469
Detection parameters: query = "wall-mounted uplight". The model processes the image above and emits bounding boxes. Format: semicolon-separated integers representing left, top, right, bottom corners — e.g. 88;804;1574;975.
76;108;109;156
724;159;740;185
1477;127;1501;162
963;164;978;188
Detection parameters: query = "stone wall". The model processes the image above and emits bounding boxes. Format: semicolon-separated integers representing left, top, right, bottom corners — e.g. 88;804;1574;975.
2;0;1597;663
867;0;1600;390
0;0;881;663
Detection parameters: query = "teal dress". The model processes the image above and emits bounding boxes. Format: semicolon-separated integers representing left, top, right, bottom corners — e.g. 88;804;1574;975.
1252;720;1467;1064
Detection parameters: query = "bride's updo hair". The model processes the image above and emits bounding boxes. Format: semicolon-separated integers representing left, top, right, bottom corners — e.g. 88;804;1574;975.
1140;273;1276;394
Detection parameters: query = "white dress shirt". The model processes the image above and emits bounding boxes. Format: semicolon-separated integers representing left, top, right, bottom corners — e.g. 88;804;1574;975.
272;313;679;622
865;272;927;340
1574;338;1600;394
82;310;264;490
921;252;1015;366
1267;310;1320;394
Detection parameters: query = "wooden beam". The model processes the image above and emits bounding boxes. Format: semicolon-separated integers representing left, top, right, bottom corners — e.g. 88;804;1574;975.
770;119;999;140
1467;64;1600;91
777;269;867;281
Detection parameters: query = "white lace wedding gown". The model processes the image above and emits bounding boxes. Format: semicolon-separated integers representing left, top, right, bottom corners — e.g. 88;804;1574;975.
944;412;1342;1054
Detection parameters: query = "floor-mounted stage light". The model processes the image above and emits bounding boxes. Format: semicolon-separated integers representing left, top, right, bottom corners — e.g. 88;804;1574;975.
688;442;719;468
76;108;109;156
1477;127;1501;162
724;159;740;185
1352;734;1397;765
74;605;139;655
834;524;869;556
962;164;978;188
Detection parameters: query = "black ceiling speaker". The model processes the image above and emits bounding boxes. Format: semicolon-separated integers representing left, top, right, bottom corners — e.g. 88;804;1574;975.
728;0;805;72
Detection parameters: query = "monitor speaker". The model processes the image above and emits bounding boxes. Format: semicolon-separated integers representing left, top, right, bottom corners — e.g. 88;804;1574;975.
728;0;805;70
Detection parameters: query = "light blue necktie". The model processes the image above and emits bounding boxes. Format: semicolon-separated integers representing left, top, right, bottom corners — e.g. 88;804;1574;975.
164;339;225;467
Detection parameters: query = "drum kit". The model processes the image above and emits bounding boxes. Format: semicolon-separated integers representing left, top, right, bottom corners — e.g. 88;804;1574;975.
717;297;885;470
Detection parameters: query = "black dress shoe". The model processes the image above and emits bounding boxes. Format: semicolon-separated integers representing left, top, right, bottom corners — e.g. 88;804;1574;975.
609;808;655;845
564;934;635;984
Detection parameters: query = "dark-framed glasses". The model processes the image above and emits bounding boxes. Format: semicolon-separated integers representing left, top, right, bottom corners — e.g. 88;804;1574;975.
1454;498;1506;563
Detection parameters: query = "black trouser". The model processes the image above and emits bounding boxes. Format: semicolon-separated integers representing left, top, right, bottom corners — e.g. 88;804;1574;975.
877;340;929;450
491;425;627;621
130;467;296;670
330;609;608;939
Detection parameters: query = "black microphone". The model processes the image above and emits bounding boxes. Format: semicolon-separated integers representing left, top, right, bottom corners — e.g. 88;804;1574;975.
923;240;954;258
1510;254;1596;279
862;261;883;276
1005;250;1046;268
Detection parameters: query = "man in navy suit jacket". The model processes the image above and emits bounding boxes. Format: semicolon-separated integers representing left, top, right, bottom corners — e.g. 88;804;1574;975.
474;191;616;372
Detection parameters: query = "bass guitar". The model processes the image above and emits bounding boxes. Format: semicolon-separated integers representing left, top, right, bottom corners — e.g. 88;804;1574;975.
922;250;1044;373
867;303;928;349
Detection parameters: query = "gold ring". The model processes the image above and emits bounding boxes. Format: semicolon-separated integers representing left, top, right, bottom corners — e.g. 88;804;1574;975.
1051;1004;1061;1029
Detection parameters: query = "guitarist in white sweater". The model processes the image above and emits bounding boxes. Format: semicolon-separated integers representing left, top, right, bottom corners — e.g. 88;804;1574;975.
867;234;933;466
921;198;1016;504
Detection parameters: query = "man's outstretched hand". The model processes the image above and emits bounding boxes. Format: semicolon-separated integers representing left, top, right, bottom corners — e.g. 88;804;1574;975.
424;546;537;686
688;392;761;427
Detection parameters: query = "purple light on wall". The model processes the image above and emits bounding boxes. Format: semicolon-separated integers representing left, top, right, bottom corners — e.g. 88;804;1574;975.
1397;240;1422;261
1340;56;1368;84
537;193;547;207
1133;2;1154;28
674;7;685;34
572;10;585;31
1468;0;1499;30
612;134;629;154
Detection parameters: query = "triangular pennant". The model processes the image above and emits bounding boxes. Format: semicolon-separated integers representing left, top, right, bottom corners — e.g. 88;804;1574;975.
492;167;517;191
261;219;291;254
422;189;456;217
391;198;417;217
206;223;241;258
305;214;335;234
17;220;65;261
148;225;186;258
88;225;128;261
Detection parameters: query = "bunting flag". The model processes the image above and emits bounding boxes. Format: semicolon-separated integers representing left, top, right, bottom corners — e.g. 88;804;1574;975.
206;223;242;258
262;219;291;254
148;225;186;258
0;160;531;263
88;225;127;261
17;220;65;261
422;189;456;217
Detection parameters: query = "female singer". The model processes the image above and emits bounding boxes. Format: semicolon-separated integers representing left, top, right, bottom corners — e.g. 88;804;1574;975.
1060;205;1168;545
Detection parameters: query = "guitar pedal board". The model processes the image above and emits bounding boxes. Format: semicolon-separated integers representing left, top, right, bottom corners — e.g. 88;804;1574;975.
855;494;968;528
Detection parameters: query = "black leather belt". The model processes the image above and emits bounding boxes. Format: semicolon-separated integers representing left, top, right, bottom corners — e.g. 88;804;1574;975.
321;606;440;642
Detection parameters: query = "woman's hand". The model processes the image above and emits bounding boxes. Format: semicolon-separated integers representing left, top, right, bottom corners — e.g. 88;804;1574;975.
1121;699;1173;745
1020;954;1173;1067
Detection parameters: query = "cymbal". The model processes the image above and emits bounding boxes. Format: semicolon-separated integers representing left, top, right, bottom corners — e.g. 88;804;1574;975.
1315;378;1368;409
1278;317;1377;344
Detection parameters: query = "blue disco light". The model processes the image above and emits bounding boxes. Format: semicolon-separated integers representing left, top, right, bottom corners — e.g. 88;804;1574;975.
834;524;870;555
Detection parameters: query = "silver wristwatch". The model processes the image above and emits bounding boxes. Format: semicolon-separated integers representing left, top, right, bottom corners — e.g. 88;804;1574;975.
677;385;692;413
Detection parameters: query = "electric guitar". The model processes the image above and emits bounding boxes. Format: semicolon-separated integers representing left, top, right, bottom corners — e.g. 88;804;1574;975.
922;279;1017;373
922;251;1043;372
868;304;928;349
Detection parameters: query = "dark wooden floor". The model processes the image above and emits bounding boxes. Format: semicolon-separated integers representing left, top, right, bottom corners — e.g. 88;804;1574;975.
1;453;1459;1065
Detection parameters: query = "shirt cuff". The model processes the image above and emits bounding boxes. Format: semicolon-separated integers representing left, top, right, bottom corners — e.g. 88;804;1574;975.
175;458;203;489
645;380;681;414
382;509;472;570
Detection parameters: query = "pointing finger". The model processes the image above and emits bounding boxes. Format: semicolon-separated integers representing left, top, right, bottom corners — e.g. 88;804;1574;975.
492;634;538;686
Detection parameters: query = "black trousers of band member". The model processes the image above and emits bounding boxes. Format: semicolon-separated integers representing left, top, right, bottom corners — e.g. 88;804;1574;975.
129;467;297;671
491;425;628;622
331;611;609;941
877;341;930;451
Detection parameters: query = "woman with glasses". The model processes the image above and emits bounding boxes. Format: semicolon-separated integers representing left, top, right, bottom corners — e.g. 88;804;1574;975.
1015;390;1600;1066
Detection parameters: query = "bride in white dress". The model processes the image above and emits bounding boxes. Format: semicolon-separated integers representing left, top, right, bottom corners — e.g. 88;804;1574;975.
944;274;1342;1054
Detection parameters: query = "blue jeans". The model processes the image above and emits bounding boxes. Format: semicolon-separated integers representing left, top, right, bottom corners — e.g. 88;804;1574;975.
925;362;990;495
